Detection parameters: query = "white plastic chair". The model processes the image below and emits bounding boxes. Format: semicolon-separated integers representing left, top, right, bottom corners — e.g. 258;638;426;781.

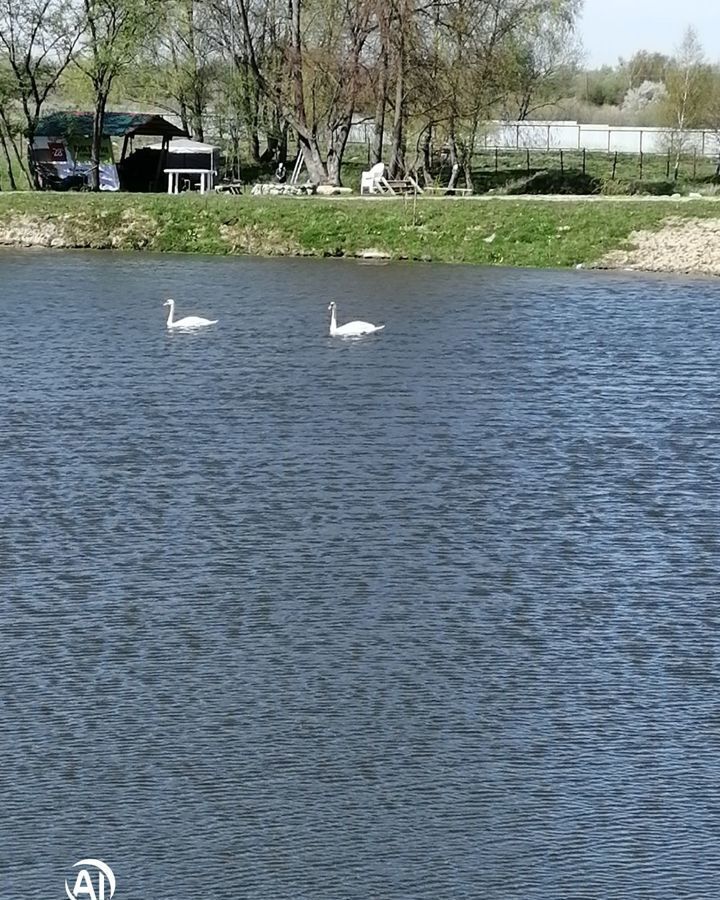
360;161;386;194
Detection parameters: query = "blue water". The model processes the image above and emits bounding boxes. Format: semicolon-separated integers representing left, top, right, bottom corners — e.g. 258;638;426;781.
2;249;720;899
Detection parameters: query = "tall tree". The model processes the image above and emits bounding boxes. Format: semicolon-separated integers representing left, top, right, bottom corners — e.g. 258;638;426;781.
413;0;580;189
220;0;374;184
663;26;711;178
76;0;160;190
503;5;581;120
206;0;282;164
160;0;211;140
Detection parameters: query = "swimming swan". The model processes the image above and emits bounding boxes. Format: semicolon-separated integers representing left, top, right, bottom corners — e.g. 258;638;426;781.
328;301;385;337
164;298;218;329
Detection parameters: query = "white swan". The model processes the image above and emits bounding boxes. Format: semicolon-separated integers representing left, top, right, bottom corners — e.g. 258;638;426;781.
164;298;218;329
328;301;385;337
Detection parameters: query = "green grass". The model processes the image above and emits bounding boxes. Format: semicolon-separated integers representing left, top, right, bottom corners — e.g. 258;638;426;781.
1;190;719;267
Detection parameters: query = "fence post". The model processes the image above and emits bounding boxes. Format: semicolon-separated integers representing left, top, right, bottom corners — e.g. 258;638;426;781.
611;151;617;180
560;149;564;174
582;148;586;175
666;150;670;179
639;151;643;180
693;148;697;179
547;125;550;151
526;147;530;175
494;147;498;172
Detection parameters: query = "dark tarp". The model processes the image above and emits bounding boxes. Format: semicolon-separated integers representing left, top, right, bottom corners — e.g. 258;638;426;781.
35;112;186;139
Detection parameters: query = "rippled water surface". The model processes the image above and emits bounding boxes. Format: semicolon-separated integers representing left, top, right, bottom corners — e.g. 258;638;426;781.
2;249;720;899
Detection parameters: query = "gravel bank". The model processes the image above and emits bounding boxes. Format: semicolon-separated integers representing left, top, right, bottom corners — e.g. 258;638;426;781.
596;216;720;276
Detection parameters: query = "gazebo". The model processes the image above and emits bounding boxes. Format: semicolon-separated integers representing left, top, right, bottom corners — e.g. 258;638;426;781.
31;111;188;191
149;137;220;194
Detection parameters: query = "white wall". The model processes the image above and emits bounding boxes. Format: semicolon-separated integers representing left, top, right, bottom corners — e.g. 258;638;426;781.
483;121;720;156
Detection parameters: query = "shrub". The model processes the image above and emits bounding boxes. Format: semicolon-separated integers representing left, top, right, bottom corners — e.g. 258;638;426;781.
503;168;602;195
600;178;677;196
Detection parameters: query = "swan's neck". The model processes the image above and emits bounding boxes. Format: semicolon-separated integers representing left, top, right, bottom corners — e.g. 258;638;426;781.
166;301;174;327
329;306;337;336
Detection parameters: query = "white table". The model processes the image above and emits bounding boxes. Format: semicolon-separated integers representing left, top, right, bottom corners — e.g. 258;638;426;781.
165;168;215;194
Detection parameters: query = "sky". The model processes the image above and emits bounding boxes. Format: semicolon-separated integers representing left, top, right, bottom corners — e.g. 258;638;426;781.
579;0;719;68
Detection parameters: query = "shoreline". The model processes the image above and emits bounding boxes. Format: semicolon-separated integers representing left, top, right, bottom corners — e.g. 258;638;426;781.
0;192;718;274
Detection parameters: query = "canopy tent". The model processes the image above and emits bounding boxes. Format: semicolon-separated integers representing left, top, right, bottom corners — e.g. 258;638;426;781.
31;111;188;191
35;112;186;140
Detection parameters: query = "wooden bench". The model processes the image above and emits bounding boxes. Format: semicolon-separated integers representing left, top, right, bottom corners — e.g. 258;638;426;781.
215;183;243;195
378;177;415;195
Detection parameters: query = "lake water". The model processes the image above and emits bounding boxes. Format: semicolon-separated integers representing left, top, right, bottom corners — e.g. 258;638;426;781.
2;249;720;900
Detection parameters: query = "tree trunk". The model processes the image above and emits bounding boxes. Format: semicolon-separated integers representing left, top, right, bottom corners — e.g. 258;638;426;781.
372;93;386;165
0;122;17;190
326;149;340;185
278;121;288;164
423;127;433;183
446;125;461;192
185;0;204;141
464;118;479;192
26;119;42;190
190;92;204;141
179;102;190;138
0;109;30;186
372;46;388;164
388;47;405;178
246;82;262;163
297;134;328;184
326;120;351;186
90;89;109;192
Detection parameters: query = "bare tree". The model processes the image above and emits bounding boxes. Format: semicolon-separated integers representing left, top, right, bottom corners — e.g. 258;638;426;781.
215;0;374;185
206;0;283;164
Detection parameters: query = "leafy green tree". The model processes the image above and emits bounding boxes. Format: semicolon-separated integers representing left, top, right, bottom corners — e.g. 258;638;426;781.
154;0;211;140
0;0;84;187
580;66;627;107
76;0;161;190
621;50;670;88
662;26;712;177
503;5;581;120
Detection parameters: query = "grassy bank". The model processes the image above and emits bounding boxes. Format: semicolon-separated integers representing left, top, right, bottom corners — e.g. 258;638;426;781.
1;191;719;267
